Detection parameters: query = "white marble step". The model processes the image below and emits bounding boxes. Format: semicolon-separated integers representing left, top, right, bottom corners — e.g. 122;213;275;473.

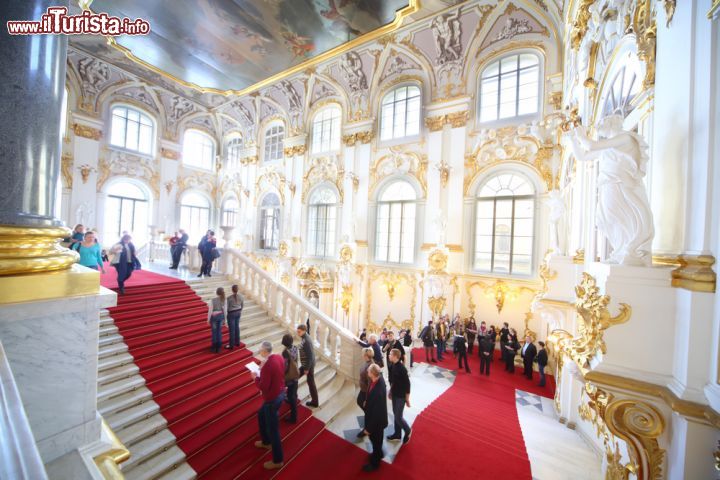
312;377;353;424
98;362;139;386
107;399;160;431
122;429;177;472
100;324;119;337
100;316;114;328
155;462;196;480
298;364;336;402
99;341;129;359
123;445;186;480
98;351;134;372
99;333;124;348
116;413;168;447
98;386;153;417
98;374;146;402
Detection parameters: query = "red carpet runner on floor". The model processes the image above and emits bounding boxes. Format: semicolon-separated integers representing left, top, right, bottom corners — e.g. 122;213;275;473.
103;269;554;479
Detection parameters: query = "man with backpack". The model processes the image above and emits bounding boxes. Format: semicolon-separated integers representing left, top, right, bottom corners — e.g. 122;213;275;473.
281;334;300;423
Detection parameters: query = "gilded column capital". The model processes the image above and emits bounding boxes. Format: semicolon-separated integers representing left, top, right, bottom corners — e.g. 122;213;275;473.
283;144;306;157
424;115;446;132
446;110;469;128
342;130;374;147
72;123;103;141
160;148;181;160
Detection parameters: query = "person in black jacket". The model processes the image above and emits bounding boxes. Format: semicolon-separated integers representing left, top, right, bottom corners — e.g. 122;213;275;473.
504;329;520;373
197;230;217;277
357;333;384;368
419;320;437;363
499;322;510;363
170;229;188;269
297;324;319;407
452;326;470;373
479;335;493;376
386;349;411;444
362;364;388;472
521;335;537;380
536;341;548;387
382;331;405;366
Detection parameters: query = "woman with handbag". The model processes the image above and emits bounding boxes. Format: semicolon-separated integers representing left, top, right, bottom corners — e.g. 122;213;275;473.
207;287;226;353
198;230;217;278
281;334;300;424
110;234;136;294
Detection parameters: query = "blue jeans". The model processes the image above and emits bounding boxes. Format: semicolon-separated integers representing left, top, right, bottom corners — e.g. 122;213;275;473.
538;365;546;386
391;396;411;438
227;311;241;347
258;392;285;463
210;313;224;351
436;340;446;359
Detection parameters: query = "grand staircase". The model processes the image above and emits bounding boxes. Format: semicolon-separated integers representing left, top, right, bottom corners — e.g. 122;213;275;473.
96;274;353;479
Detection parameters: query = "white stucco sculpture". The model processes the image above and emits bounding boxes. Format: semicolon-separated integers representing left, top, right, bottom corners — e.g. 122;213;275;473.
546;189;565;253
570;115;654;266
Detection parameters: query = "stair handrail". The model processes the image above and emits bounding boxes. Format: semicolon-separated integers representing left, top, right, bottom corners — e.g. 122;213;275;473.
222;248;363;384
0;341;48;480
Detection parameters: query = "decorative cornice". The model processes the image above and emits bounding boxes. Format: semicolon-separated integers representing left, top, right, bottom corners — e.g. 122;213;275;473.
283;144;306;157
241;155;259;166
72;123;102;140
160;148;181;160
585;371;720;429
671;254;716;293
342;130;374;147
424;111;469;132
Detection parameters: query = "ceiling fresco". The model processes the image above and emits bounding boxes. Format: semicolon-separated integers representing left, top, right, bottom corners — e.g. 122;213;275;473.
81;0;413;92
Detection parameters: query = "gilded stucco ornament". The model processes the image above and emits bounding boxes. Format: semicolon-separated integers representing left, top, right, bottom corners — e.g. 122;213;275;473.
278;240;289;257
72;123;103;140
283;144;306;157
255;167;287;204
427;248;448;275
302;156;344;203
578;383;666;480
557;273;632;376
61;153;74;189
368;147;427;198
367;269;417;327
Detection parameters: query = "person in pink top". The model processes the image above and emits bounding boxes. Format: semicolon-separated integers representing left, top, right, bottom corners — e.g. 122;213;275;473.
251;341;286;470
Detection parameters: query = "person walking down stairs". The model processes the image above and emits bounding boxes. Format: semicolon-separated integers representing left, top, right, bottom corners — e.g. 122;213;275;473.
281;334;300;424
207;287;226;353
297;324;319;408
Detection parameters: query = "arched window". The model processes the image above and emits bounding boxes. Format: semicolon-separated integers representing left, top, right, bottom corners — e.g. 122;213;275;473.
474;173;535;275
110;106;154;155
307;186;338;257
375;179;416;264
263;123;285;162
259;193;281;250
380;85;421;141
479;53;540;124
221;197;239;227
183;129;215;170
602;61;641;117
311;106;341;154
226;136;243;171
103;181;149;246
180;191;211;242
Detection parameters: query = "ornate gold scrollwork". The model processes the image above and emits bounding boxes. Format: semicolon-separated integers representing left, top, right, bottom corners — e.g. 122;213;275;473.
72;123;102;140
558;272;632;375
427;248;448;275
428;296;446;318
283;144;306;157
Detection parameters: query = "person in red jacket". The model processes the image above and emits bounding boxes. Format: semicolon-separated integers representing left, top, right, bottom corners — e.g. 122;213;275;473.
252;341;286;470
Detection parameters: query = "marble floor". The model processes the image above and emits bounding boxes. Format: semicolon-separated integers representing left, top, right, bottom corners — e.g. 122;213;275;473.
326;361;603;479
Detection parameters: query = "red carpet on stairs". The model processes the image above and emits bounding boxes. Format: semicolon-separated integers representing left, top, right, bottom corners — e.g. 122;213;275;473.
103;270;555;479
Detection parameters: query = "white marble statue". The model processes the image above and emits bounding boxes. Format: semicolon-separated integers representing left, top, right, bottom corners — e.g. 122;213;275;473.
546;189;566;253
570;115;654;266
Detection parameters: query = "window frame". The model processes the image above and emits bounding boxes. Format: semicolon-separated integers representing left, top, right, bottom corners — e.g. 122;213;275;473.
472;172;537;277
225;135;243;171
311;106;342;154
477;52;543;127
103;180;151;246
263;122;285;163
221;196;239;227
109;105;155;156
182;128;216;171
258;193;281;251
306;186;339;258
179;191;212;243
374;179;418;265
379;84;422;144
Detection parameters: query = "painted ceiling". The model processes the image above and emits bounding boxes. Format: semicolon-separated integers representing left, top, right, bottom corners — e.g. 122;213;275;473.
81;0;412;92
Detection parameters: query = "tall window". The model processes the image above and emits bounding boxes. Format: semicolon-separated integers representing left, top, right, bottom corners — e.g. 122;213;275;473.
474;173;535;275
110;106;154;155
375;180;416;264
226;136;242;171
221;197;239;227
183;129;215;170
264;123;285;162
259;193;280;250
311;106;341;154
103;181;149;246
380;85;421;141
479;53;540;124
307;186;338;257
180;191;211;242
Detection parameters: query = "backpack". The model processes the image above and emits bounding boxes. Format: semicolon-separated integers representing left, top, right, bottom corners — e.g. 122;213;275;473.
284;346;300;382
